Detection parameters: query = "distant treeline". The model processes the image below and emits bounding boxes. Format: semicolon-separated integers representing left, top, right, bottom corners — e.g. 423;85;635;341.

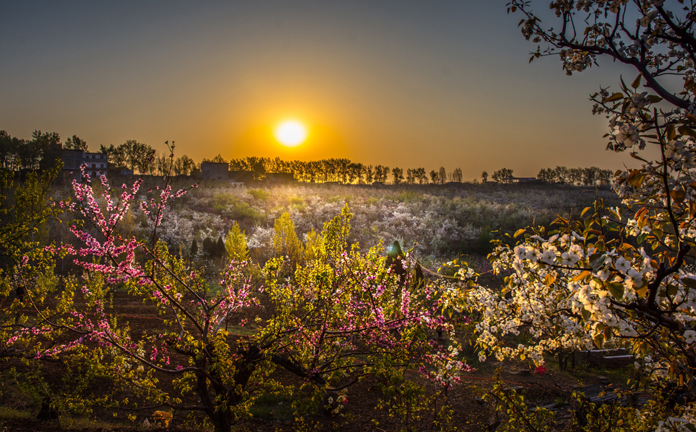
1;129;615;186
0;130;73;171
100;141;196;176
537;166;614;186
224;155;394;183
216;155;462;185
0;130;197;176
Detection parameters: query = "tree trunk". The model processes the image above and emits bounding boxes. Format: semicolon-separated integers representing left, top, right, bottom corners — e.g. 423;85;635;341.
211;410;233;432
202;346;263;432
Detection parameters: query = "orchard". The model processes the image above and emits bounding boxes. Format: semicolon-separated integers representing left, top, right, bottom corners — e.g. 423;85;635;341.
4;1;696;431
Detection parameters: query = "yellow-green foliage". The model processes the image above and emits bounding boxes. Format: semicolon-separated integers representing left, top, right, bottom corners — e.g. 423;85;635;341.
272;212;303;264
225;222;249;263
212;193;237;212
248;189;271;201
320;204;352;257
303;229;322;262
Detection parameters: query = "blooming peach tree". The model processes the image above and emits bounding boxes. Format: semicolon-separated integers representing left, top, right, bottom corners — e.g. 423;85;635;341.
457;0;696;428
5;166;470;432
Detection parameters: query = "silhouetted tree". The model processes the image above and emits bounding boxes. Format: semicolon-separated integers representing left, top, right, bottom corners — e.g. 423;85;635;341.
430;170;438;184
190;239;198;258
101;140;155;174
391;167;404;185
415;167;427;184
217;237;226;258
492;168;514;183
202;237;215;257
63;135;88;151
203;154;228;164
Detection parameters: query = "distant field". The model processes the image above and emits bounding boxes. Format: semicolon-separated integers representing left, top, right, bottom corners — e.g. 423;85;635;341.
50;180;620;270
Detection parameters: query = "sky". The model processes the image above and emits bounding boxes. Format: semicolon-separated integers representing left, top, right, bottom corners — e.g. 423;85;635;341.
0;0;643;179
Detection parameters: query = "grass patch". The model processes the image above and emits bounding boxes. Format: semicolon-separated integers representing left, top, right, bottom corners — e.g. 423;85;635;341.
228;325;258;336
60;417;129;430
0;406;31;420
249;393;296;421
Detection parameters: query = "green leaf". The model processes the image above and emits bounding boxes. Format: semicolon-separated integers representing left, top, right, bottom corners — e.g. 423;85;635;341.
591;255;607;272
606;282;625;299
682;277;696;290
603;92;624;103
572;270;591;282
631;74;642;89
514;228;526;238
608;208;621;220
605;222;620;231
678;125;696;139
594;334;605;348
580;206;592;218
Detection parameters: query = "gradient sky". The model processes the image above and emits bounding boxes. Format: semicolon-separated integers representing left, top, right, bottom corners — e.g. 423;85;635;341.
1;1;643;179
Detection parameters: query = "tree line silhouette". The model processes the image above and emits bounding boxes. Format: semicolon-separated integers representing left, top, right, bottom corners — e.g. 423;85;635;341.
1;129;614;186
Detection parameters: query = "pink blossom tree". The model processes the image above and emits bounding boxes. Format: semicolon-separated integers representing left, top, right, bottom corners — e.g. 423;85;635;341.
7;165;469;432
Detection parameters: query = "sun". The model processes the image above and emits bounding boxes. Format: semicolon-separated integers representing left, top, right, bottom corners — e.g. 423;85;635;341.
274;120;308;147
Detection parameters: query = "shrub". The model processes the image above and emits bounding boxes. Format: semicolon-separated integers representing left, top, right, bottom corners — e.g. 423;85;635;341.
272;212;304;266
225;222;249;263
247;189;270;201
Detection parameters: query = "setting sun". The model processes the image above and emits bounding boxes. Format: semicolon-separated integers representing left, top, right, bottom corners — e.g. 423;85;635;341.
274;120;308;147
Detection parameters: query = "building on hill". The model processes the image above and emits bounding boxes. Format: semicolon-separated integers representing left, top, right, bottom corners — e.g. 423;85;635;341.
59;146;108;181
201;162;229;180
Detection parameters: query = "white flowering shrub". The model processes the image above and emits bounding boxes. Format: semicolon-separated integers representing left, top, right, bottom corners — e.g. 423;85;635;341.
467;0;696;428
112;181;613;272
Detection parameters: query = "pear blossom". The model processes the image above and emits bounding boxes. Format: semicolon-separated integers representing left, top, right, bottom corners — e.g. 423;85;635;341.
614;256;631;274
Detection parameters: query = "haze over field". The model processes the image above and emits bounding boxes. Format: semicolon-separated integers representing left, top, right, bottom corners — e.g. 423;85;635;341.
1;1;640;178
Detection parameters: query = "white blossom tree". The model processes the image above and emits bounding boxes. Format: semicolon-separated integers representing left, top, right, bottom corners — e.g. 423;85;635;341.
460;1;696;428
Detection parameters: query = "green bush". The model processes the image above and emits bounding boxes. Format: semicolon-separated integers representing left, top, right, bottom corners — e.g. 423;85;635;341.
248;189;271;201
392;190;423;203
212;194;237;212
